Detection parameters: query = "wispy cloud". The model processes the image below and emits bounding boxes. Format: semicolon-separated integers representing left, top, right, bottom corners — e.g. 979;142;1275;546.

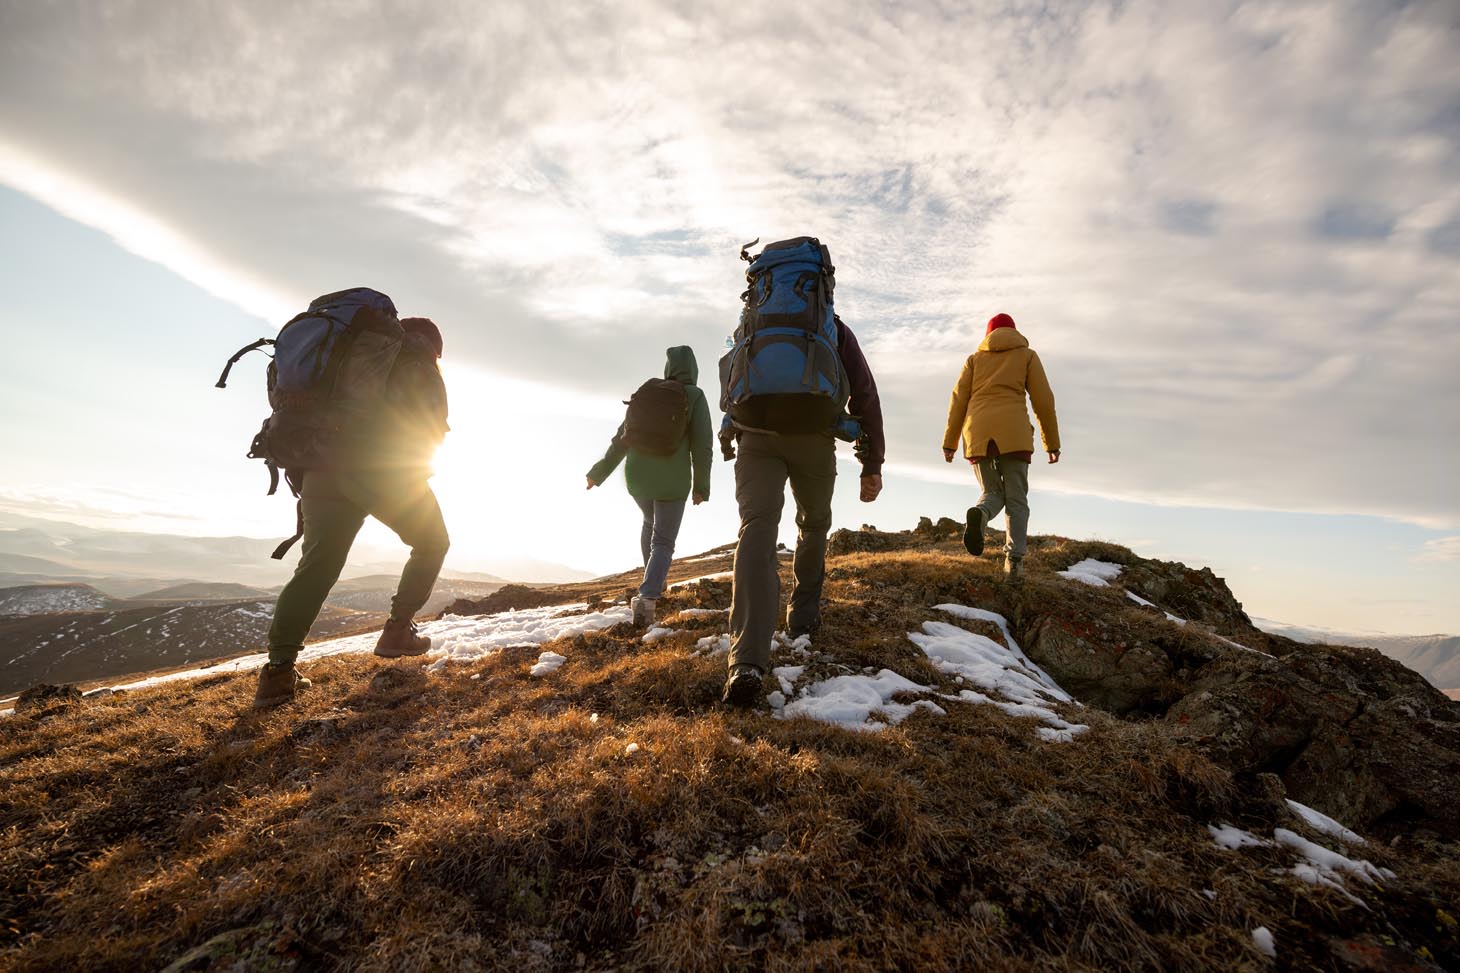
1;0;1457;528
1420;536;1460;562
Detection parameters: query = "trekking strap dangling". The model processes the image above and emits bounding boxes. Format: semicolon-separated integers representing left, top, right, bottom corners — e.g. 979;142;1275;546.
215;338;275;388
271;497;305;560
739;238;760;262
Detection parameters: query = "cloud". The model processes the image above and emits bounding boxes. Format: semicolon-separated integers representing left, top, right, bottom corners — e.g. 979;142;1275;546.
1;0;1458;528
1420;537;1460;562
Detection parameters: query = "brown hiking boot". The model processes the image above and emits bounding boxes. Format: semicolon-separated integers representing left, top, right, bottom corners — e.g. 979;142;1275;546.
1004;555;1024;583
253;662;311;709
374;618;431;658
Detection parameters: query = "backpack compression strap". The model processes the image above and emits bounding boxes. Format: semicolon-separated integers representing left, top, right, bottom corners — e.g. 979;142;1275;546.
215;338;275;388
271;498;305;560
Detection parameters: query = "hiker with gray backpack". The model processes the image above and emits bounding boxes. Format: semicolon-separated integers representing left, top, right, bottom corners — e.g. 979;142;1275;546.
586;346;714;627
217;288;451;708
718;237;885;707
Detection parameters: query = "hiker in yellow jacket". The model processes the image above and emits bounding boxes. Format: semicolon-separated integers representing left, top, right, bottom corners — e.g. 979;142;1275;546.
942;313;1060;581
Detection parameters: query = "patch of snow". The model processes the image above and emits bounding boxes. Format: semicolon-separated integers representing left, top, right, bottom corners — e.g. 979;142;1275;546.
772;665;806;696
1209;824;1270;850
1126;590;1187;625
909;606;1088;743
671;608;727;618
95;602;631;693
766;690;786;709
529;652;567;677
1273;828;1394;887
1286;799;1365;845
1057;559;1124;587
779;669;943;732
1251;927;1276;959
641;626;679;644
624;742;640;755
668;571;732;590
694;634;731;657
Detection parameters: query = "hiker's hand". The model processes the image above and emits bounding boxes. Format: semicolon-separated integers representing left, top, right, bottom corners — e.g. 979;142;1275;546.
692;492;707;505
720;438;736;461
586;476;598;490
1048;451;1060;464
860;474;882;503
942;448;955;464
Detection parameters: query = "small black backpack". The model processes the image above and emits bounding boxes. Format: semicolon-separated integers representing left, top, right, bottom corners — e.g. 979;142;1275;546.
621;379;689;455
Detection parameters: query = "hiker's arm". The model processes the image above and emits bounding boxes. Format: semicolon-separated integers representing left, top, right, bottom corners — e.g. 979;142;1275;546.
587;423;628;488
838;326;884;478
689;389;712;502
718;414;737;460
1026;352;1060;454
943;356;974;455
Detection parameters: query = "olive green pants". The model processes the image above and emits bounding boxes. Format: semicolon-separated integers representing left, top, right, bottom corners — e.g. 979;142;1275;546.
974;455;1030;558
728;432;837;673
267;470;449;665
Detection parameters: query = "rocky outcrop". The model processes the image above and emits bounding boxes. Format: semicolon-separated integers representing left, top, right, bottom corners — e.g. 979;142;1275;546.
14;683;83;714
442;583;566;617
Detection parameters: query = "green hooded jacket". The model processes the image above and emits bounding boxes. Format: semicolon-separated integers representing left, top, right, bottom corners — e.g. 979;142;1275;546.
588;346;713;502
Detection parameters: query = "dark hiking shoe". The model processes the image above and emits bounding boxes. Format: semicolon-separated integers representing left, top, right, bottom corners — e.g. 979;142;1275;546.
253;662;311;709
722;664;764;708
787;616;821;641
1004;555;1024;583
963;507;987;556
374;619;431;658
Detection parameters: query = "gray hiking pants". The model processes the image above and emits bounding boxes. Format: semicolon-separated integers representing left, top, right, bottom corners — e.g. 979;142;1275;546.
729;432;836;673
974;455;1031;558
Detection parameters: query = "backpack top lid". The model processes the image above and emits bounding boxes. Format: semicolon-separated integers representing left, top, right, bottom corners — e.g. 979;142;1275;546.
742;237;833;278
308;287;397;319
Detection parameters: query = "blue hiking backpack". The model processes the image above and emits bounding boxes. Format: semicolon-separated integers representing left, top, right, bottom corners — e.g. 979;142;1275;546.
216;287;404;557
719;237;850;434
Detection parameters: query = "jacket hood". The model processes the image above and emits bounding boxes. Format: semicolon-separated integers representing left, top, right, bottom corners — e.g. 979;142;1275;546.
979;328;1030;353
664;345;698;385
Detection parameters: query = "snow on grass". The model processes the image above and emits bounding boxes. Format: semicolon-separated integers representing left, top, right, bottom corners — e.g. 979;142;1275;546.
1274;828;1395;886
641;626;679;644
694;634;730;657
668;571;732;590
1286;799;1366;845
85;602;633;694
1251;927;1276;959
777;668;945;733
1057;558;1124;587
670;608;726;619
529;652;567;677
1126;590;1187;625
907;605;1088;743
1209;824;1270;850
772;665;806;696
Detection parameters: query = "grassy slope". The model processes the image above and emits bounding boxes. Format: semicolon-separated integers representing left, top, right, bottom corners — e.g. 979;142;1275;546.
2;537;1457;972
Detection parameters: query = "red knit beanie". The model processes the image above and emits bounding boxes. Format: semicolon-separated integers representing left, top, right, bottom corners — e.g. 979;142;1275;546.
986;312;1016;335
400;317;443;358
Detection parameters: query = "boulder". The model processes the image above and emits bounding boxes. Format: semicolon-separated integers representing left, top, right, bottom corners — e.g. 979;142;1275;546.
15;683;83;714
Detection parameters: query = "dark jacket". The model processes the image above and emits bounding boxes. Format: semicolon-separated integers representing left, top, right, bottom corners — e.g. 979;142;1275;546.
588;346;713;502
376;333;449;473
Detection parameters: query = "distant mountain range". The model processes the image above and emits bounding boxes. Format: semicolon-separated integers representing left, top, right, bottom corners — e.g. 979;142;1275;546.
1254;617;1460;691
0;508;593;588
0;574;507;696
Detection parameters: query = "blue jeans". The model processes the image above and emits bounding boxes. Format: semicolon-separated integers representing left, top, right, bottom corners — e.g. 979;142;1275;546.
635;497;686;600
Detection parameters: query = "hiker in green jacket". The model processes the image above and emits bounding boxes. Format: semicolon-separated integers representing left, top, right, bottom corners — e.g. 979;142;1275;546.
587;346;713;627
253;317;451;709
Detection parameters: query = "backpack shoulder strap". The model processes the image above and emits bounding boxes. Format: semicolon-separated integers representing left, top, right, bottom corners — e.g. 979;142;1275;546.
215;338;275;389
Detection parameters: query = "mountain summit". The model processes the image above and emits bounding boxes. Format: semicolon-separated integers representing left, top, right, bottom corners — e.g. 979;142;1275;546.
2;519;1456;971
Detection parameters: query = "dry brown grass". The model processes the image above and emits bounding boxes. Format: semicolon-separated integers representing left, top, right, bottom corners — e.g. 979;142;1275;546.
2;537;1457;971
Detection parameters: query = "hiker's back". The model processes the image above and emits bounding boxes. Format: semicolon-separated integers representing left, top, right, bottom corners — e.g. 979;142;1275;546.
719;237;849;434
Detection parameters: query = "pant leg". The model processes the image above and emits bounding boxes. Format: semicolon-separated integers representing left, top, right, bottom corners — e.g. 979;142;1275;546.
729;433;788;673
639;499;686;600
341;473;451;622
268;472;368;664
997;457;1031;557
974;457;1007;522
783;433;837;633
634;495;655;566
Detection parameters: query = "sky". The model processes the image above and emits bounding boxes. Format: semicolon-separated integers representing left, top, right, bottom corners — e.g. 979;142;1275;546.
0;0;1457;633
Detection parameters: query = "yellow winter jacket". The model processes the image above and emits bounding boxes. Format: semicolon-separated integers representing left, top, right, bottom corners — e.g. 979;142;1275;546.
942;328;1060;457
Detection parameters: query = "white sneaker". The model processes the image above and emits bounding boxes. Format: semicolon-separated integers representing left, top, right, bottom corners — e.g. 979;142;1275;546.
632;596;656;627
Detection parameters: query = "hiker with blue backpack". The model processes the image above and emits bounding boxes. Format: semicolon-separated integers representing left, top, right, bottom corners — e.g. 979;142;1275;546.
942;312;1060;582
718;238;885;707
217;289;451;708
587;346;714;627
